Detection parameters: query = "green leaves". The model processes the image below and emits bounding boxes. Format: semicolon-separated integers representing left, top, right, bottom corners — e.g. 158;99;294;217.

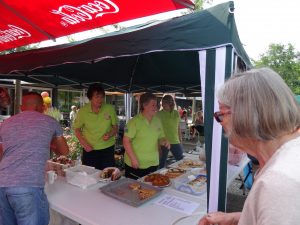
254;43;300;95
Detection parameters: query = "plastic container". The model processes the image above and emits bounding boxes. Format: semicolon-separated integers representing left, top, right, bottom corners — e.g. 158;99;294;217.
228;144;246;166
173;173;207;196
64;165;100;189
228;152;245;166
46;160;74;177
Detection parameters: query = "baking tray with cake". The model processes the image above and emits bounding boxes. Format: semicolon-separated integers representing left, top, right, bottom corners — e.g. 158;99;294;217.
100;178;163;207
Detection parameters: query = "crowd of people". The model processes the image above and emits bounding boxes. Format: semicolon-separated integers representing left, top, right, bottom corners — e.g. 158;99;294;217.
1;67;300;225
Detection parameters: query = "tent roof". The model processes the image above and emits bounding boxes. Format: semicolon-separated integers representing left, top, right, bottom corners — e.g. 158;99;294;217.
0;0;193;52
0;1;251;93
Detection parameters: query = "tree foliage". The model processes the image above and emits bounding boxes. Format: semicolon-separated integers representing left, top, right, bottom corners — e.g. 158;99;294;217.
0;44;40;55
189;0;213;11
254;43;300;94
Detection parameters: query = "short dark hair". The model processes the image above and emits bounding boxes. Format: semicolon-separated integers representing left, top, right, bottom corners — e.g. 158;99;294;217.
140;92;157;111
87;83;105;100
24;91;43;99
162;95;174;103
22;92;44;105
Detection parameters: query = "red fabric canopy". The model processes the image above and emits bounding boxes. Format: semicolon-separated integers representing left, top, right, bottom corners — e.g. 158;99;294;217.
0;0;193;52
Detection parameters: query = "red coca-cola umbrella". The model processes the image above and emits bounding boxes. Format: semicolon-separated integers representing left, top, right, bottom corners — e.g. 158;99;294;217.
0;0;194;52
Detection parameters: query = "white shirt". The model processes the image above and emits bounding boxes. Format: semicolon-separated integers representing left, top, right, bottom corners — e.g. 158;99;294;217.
239;136;300;225
69;110;77;122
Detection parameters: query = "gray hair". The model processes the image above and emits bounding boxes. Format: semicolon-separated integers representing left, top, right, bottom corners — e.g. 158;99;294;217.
217;67;300;140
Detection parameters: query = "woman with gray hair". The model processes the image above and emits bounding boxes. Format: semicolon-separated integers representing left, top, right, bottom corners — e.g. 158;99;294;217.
199;68;300;225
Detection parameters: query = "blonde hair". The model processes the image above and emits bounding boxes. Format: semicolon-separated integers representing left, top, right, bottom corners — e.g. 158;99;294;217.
217;67;300;140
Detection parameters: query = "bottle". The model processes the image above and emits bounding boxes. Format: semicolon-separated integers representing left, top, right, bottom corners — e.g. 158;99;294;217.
75;153;82;166
195;140;201;152
199;146;206;161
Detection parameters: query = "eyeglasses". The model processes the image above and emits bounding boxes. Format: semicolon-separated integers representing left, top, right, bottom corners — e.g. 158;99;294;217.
214;111;231;123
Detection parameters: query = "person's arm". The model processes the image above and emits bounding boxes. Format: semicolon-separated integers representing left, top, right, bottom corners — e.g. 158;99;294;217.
159;137;170;149
74;128;93;152
123;135;139;169
50;136;69;156
103;124;118;141
0;144;3;161
198;212;241;225
111;124;118;136
178;124;182;142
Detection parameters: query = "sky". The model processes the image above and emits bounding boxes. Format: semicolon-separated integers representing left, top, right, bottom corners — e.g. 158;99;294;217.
205;0;300;60
40;0;300;61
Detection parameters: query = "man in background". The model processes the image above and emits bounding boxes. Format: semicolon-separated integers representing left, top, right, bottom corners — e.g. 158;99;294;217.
0;87;10;109
69;105;77;127
0;92;69;225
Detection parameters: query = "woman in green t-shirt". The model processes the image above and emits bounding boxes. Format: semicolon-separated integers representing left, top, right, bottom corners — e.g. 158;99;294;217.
157;95;184;168
123;92;170;179
73;84;118;170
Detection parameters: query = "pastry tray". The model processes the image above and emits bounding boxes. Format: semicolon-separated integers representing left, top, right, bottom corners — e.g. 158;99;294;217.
100;178;163;207
173;173;207;196
168;158;206;171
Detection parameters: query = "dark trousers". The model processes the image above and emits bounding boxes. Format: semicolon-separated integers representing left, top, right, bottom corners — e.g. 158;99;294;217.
125;164;158;180
82;146;115;170
159;144;183;169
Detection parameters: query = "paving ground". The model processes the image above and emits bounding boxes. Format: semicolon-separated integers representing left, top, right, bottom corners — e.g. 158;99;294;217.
226;179;249;212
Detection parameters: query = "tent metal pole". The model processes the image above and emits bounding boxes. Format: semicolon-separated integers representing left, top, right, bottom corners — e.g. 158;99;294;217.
124;93;132;123
52;87;58;108
13;79;21;115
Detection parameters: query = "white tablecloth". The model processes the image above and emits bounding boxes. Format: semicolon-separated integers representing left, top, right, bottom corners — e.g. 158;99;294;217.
227;156;250;187
46;154;249;225
46;176;207;225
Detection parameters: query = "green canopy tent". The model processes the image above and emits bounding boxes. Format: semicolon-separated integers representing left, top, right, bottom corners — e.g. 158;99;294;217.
0;1;251;212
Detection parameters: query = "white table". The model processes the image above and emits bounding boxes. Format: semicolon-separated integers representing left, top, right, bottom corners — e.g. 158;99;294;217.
183;152;250;190
46;155;249;225
46;176;207;225
227;156;250;187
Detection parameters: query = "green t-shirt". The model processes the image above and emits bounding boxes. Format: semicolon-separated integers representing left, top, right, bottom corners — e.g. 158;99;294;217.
73;102;118;150
156;109;180;144
124;113;165;169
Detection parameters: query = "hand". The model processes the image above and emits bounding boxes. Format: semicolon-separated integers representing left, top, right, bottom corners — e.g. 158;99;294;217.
198;212;240;225
50;138;57;152
102;133;111;141
83;143;93;152
160;139;171;149
130;157;139;169
111;168;121;181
